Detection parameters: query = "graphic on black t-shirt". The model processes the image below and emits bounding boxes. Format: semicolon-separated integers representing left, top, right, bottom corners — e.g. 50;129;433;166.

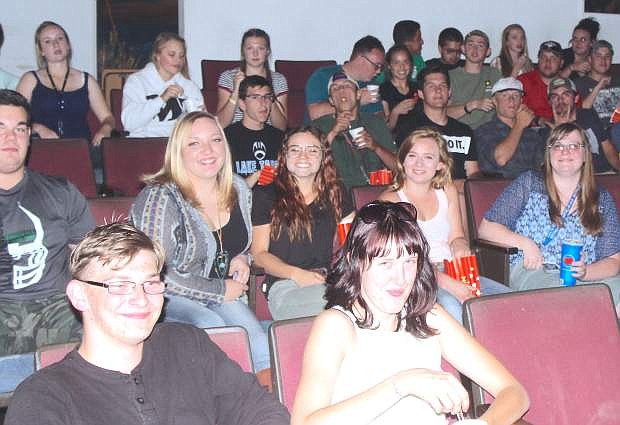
6;204;48;290
443;135;472;155
226;123;284;177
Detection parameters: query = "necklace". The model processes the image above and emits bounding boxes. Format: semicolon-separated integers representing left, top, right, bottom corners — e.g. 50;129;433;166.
210;207;230;279
45;67;70;136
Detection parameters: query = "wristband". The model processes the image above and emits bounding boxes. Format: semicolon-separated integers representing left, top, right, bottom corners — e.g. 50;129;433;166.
463;103;471;114
228;96;238;106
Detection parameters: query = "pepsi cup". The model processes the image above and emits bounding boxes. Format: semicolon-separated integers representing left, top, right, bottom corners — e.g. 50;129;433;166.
560;240;582;286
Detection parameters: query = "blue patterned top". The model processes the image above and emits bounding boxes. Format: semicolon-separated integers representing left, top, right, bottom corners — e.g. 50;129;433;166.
484;171;620;266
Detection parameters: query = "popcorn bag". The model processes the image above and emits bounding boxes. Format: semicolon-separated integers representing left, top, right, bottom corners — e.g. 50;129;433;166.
337;222;352;246
257;165;277;186
443;255;481;297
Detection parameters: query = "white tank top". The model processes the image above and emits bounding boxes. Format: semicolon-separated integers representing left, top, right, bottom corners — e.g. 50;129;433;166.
330;307;446;425
397;189;452;262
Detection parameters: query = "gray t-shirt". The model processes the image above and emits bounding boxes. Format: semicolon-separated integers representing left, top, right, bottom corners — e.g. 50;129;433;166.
574;75;620;127
0;170;94;301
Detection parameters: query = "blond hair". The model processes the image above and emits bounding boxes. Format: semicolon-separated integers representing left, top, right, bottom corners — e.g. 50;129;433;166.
151;32;189;79
34;21;72;68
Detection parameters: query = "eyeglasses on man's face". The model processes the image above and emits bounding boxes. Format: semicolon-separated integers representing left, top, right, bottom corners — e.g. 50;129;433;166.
245;93;275;103
77;279;166;295
362;55;384;71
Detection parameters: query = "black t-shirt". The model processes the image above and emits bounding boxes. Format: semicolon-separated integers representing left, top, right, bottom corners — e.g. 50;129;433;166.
208;202;248;278
379;80;422;135
395;110;477;179
224;122;284;177
251;184;353;284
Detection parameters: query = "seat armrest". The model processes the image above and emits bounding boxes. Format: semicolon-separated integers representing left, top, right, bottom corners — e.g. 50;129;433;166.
248;264;265;312
475;239;518;254
473;239;517;285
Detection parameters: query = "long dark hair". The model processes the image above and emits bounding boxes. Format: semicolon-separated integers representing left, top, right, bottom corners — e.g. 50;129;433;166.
271;126;343;241
325;201;437;338
240;28;272;82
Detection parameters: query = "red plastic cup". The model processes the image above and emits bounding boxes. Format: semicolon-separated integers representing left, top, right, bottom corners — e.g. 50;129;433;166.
379;169;393;185
257;165;277;186
337;222;352;245
368;171;381;185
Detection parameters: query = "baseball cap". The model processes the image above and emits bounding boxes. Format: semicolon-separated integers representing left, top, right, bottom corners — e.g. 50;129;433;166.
538;40;563;58
491;77;524;95
547;77;577;97
327;71;359;92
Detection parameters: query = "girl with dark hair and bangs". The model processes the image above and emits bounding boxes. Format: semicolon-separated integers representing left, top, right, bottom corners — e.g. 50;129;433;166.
251;126;354;320
292;201;529;425
216;28;288;130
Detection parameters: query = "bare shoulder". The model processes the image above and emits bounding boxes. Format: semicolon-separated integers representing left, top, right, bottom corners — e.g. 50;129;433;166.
443;182;459;201
378;188;399;202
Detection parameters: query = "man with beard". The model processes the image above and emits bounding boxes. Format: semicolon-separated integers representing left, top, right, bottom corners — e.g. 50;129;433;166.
475;78;545;177
311;72;396;189
541;77;620;173
225;76;283;187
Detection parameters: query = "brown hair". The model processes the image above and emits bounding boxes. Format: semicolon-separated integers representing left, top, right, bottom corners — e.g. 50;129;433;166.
270;126;343;241
70;222;165;279
543;123;602;234
498;24;533;77
393;127;453;191
239;28;272;82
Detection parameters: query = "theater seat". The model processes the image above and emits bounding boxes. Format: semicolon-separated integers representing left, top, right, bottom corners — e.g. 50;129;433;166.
205;326;254;373
88;197;135;225
27;138;98;198
101;137;167;196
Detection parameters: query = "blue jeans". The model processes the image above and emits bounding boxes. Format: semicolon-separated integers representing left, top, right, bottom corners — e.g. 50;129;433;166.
437;277;512;324
163;294;270;371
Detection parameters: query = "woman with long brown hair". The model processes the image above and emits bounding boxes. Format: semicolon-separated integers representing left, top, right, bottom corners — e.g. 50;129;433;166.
216;28;288;130
251;126;353;319
479;122;620;313
490;24;533;77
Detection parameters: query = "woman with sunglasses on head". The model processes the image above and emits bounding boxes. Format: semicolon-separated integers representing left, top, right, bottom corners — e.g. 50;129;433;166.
216;28;288;131
17;21;114;145
251;126;354;320
292;201;529;425
380;128;511;323
122;32;204;137
479;123;620;314
130;111;271;386
380;44;419;134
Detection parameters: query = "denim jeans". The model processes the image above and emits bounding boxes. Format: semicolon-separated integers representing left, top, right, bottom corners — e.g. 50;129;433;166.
163;294;270;371
437;276;512;324
268;279;326;320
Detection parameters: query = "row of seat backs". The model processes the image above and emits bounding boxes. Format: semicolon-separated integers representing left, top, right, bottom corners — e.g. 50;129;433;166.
27;137;167;198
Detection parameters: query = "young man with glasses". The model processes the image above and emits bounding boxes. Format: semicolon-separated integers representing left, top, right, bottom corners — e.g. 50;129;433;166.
541;77;620;173
0;89;94;357
5;222;290;425
311;71;396;189
224;75;284;187
305;35;385;121
447;29;501;130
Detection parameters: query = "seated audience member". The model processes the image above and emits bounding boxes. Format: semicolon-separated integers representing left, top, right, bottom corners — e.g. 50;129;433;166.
396;66;479;179
0;89;94;356
305;36;385;121
17;21;114;145
380;128;511;323
425;27;465;72
574;40;620;129
0;23;18;90
251;126;354;320
217;28;288;131
122;32;204;137
311;72;396;189
479;123;620;315
380;44;419;134
447;29;501;130
560;17;599;79
517;41;565;126
475;77;544;177
490;24;533;78
291;201;529;424
5;222;290;425
130;111;271;386
374;20;425;84
541;77;620;172
224;75;284;187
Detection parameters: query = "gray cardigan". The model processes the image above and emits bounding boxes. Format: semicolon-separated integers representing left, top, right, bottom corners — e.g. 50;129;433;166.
130;175;252;305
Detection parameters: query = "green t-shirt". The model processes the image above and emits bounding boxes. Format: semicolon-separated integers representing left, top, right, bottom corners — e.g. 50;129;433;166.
311;113;396;189
373;53;425;84
448;65;501;129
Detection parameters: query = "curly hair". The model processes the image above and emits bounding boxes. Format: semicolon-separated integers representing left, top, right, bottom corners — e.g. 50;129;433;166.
325;201;437;338
270;126;343;241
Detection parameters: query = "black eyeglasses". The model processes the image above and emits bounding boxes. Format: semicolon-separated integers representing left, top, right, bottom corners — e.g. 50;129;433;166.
358;201;418;224
362;55;384;71
245;93;275;103
77;279;166;295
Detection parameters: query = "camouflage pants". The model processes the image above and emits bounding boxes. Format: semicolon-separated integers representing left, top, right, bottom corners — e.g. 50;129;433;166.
0;293;82;356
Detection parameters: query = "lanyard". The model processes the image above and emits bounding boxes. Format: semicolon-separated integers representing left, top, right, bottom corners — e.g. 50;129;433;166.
541;185;580;246
45;67;70;136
